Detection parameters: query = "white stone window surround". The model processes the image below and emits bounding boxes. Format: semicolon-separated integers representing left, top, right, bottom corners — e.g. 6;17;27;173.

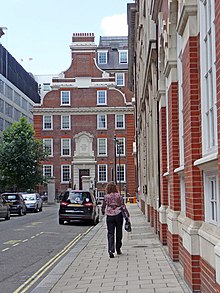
61;115;71;130
43;115;53;130
97;90;107;105
61;138;71;157
115;113;125;129
97;50;108;64
118;50;128;64
61;164;71;183
204;170;219;226
97;138;107;156
43;164;53;177
60;91;71;106
43;138;53;157
200;0;217;156
116;73;125;86
97;114;107;129
177;33;184;167
98;164;107;182
116;137;125;156
116;164;126;183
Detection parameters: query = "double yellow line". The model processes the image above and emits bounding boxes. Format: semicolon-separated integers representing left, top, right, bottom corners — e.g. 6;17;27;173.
14;227;93;293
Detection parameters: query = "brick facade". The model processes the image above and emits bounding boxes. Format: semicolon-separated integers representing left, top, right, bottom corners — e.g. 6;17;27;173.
128;0;220;292
33;34;135;198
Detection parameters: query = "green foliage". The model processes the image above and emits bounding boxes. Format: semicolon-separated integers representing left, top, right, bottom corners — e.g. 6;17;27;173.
0;117;48;191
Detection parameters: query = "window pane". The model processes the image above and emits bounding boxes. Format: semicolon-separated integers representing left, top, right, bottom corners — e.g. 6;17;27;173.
44;116;52;129
61;91;70;105
98;114;106;129
119;51;128;63
116;73;124;86
44;139;52;156
98;165;107;182
62;165;71;182
62;139;70;156
116;114;124;128
97;91;106;104
116;165;125;182
98;52;107;64
44;165;52;177
116;139;125;156
62;115;70;129
98;138;107;155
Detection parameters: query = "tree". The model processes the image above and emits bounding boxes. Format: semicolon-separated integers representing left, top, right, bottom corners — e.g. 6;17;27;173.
0;117;48;191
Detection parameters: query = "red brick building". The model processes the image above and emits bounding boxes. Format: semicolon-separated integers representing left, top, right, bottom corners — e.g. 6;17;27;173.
128;0;220;292
33;33;135;200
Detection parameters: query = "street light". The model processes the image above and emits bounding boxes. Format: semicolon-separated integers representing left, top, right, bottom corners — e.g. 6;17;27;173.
113;135;122;195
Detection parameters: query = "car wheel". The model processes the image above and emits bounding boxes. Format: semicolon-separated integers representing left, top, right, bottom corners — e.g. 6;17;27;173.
59;219;65;225
5;211;10;220
35;206;39;213
23;208;26;215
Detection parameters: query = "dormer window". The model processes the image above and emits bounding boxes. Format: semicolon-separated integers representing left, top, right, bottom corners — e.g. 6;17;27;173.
98;51;108;64
119;50;128;64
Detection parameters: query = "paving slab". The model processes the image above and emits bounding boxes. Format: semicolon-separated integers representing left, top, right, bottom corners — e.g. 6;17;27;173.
31;204;191;293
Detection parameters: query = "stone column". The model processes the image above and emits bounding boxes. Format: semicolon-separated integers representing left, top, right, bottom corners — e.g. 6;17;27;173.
47;177;56;204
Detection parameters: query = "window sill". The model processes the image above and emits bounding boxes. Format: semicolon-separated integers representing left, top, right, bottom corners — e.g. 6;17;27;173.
174;165;184;173
194;152;218;170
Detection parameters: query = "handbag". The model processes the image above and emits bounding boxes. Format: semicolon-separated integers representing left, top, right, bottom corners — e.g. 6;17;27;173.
124;218;132;232
120;206;131;232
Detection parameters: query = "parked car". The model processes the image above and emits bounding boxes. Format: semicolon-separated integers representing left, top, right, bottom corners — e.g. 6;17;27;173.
0;194;10;220
1;193;27;216
40;193;48;202
22;193;43;212
59;190;99;225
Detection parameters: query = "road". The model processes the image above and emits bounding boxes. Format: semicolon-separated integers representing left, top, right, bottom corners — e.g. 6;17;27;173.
0;203;93;293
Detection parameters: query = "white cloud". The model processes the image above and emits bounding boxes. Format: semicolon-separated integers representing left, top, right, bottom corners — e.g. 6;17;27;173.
100;14;128;36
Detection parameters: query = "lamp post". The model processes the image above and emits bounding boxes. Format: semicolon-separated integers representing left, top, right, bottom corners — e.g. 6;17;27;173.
113;135;117;184
118;142;121;195
113;135;121;195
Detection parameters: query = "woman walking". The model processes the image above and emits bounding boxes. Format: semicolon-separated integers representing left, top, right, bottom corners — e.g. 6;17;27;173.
102;181;130;258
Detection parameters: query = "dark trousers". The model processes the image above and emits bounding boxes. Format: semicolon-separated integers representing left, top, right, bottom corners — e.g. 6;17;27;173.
106;213;123;253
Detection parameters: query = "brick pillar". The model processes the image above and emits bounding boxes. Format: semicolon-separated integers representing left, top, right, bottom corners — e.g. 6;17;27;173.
167;82;180;261
159;106;168;245
182;35;203;291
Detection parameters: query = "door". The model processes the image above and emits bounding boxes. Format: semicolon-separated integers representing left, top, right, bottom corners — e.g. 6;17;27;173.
79;169;90;190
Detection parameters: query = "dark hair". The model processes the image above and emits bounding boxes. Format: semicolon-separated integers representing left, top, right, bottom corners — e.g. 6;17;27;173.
106;181;118;194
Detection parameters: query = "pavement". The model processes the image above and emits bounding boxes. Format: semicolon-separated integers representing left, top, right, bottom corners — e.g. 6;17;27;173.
31;204;191;293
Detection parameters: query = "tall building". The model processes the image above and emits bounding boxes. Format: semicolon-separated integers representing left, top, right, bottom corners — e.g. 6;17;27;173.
33;33;135;200
128;0;220;292
0;44;40;132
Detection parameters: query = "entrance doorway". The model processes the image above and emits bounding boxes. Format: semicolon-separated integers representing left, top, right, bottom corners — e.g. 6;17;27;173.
79;169;90;190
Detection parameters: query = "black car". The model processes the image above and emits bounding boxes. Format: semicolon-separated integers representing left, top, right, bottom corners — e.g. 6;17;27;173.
59;190;99;225
0;195;10;220
2;193;27;216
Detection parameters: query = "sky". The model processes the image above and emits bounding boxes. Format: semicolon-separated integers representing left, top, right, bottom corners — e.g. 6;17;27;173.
0;0;132;75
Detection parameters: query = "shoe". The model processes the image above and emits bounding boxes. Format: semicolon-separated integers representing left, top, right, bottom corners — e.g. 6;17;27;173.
117;250;122;255
109;252;114;258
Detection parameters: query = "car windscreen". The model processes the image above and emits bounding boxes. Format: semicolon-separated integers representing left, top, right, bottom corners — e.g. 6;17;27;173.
63;192;92;204
3;194;19;201
23;194;36;200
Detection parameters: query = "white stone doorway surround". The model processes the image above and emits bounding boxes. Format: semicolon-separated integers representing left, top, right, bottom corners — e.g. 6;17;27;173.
72;132;96;190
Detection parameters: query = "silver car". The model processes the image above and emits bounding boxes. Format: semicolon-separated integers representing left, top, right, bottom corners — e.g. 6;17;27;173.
22;193;43;212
